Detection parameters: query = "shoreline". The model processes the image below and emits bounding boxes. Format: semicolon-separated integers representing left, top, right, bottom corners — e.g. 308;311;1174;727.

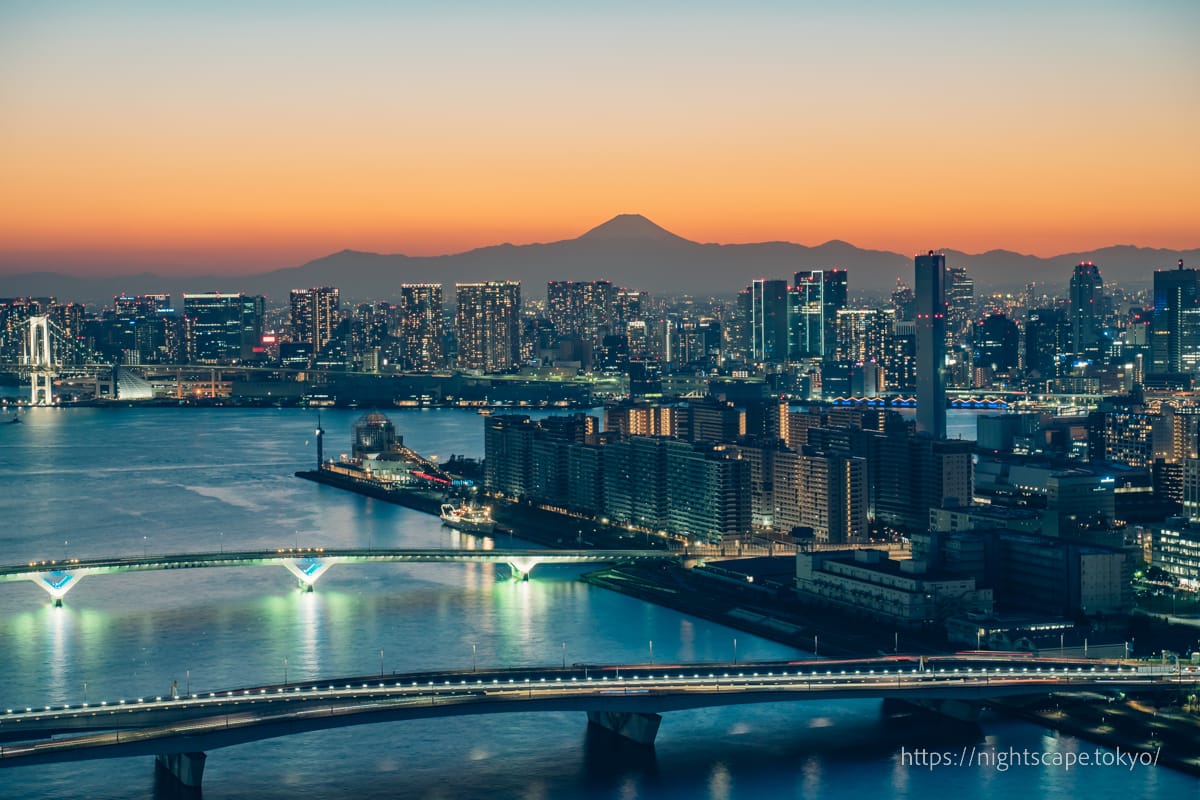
297;466;1200;774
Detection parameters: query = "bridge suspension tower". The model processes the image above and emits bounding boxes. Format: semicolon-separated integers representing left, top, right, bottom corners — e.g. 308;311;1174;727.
22;315;58;405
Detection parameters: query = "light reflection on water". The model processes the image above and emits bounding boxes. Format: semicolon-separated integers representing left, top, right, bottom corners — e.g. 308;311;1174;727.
0;408;1193;799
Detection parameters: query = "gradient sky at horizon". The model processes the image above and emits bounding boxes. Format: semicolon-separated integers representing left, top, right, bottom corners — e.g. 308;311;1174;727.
2;0;1197;276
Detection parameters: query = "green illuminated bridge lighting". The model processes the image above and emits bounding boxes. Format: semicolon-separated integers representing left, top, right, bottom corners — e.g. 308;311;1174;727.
0;657;1192;791
0;549;681;605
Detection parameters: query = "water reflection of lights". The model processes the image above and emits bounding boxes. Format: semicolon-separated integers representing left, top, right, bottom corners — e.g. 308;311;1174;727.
298;590;321;678
708;761;733;800
46;603;69;702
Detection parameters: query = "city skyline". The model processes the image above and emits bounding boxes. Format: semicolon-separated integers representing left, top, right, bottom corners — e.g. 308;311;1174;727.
2;1;1199;277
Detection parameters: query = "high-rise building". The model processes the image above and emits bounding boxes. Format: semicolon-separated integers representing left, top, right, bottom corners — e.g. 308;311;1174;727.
289;287;340;357
875;432;974;532
881;321;917;392
1025;306;1069;380
1183;458;1200;522
834;308;891;364
748;279;790;363
1069;262;1104;363
915;252;947;438
111;293;172;364
792;269;847;360
891;280;915;321
546;280;614;342
183;292;263;364
789;273;825;360
398;284;445;372
613;288;647;327
455;281;521;372
800;450;868;544
1150;261;1199;375
946;267;974;347
972;313;1019;374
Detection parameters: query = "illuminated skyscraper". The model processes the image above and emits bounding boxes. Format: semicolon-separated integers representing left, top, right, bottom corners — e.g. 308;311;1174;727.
834;308;891;364
398;284;445;372
748;278;790;363
915;252;947;438
112;293;172;364
945;266;974;347
793;269;847;360
183;292;263;364
789;274;824;359
455;281;521;372
1069;262;1104;363
290;286;340;355
546;280;614;342
1150;260;1199;374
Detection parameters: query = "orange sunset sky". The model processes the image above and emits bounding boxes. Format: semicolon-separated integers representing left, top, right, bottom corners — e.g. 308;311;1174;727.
1;1;1198;276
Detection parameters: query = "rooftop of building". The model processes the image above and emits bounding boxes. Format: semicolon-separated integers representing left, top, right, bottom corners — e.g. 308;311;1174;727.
938;504;1041;521
803;549;965;583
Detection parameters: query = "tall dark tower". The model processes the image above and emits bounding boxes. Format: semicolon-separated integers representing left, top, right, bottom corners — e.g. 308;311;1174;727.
1069;262;1104;363
749;278;790;363
915;252;947;438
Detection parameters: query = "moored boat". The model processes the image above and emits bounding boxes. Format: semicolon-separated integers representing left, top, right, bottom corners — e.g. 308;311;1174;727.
439;502;495;534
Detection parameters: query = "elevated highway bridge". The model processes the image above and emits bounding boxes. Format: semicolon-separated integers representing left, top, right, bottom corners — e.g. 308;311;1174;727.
0;656;1189;790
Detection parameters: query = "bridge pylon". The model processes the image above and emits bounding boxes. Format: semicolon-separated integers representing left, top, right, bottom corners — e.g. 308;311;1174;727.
24;315;56;405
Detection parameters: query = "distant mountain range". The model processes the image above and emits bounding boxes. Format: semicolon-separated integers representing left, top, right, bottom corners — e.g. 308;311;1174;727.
4;214;1197;307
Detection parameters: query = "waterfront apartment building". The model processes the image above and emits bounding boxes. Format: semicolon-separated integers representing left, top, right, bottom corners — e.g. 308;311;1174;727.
182;292;264;364
289;286;340;356
678;397;746;443
455;281;521;373
483;414;751;542
398;283;445;372
663;440;751;543
604;400;677;438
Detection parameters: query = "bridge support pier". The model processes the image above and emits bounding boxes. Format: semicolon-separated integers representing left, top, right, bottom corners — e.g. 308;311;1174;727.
282;557;335;591
506;558;542;582
28;570;81;606
155;751;207;789
884;697;982;724
586;710;662;745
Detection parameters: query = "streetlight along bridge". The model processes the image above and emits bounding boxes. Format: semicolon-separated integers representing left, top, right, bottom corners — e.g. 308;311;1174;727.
0;656;1189;791
0;548;681;605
